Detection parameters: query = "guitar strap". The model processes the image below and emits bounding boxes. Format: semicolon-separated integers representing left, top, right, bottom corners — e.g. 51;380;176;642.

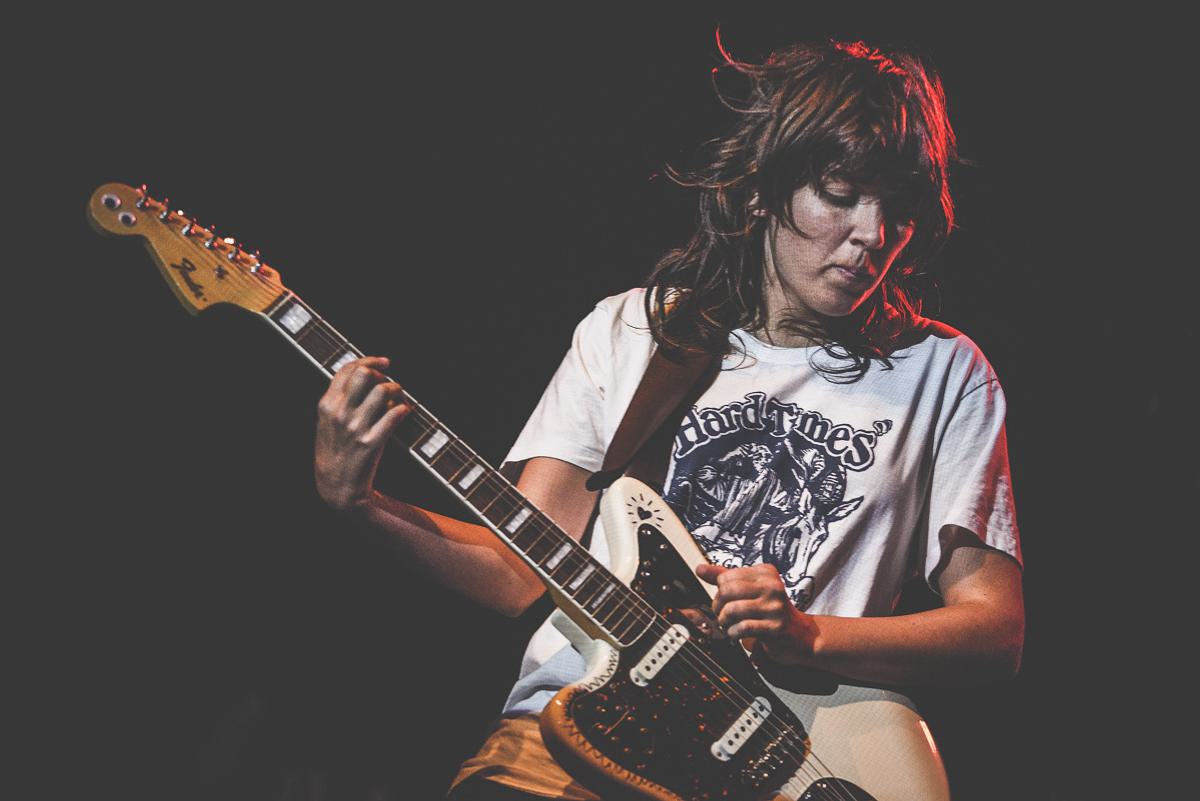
585;346;720;494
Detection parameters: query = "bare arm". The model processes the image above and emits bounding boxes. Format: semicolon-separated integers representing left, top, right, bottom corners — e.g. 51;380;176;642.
350;457;599;617
315;356;599;617
697;525;1025;686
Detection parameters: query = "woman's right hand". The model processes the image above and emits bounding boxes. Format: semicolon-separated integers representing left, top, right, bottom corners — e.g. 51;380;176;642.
314;356;411;512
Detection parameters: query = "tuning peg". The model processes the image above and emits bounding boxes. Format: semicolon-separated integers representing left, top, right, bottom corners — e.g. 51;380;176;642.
158;199;171;221
226;242;242;261
204;229;218;249
135;184;150;209
250;250;265;274
180;219;194;236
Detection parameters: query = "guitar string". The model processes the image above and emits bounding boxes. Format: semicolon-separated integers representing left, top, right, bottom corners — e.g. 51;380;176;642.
631;603;853;793
158;225;877;800
636;615;854;800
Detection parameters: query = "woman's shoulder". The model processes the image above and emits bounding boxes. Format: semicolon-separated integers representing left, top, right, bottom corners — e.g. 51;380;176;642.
593;286;651;320
583;287;658;339
569;288;657;357
894;314;1000;387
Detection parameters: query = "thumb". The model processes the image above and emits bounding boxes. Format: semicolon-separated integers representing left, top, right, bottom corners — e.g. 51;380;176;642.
695;563;727;585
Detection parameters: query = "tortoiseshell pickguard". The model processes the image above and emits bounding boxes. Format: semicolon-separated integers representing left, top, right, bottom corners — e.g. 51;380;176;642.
548;519;821;801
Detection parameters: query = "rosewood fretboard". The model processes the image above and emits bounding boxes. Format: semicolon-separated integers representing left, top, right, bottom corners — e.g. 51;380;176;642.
264;291;653;647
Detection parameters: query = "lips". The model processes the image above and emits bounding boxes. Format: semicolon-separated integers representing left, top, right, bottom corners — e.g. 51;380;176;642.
829;263;874;282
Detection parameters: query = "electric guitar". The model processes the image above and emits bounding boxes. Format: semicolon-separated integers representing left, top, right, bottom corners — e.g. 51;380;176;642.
88;182;950;801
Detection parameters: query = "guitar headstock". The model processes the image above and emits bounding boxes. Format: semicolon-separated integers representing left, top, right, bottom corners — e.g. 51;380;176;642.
87;182;289;316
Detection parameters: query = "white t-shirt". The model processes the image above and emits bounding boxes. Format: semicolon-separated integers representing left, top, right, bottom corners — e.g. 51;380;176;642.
500;288;1021;716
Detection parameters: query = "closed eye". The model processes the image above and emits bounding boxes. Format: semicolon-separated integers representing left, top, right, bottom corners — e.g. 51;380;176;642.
819;187;859;208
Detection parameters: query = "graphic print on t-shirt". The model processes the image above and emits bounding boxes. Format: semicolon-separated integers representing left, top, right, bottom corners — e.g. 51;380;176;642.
663;392;892;609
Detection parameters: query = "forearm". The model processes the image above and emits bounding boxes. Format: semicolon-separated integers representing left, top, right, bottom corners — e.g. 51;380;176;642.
351;490;545;617
704;545;1024;687
797;601;1024;687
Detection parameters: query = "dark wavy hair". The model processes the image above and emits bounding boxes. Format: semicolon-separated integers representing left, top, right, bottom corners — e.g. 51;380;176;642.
645;37;961;381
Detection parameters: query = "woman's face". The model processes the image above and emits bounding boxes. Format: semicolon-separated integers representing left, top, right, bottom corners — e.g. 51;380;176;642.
763;177;916;323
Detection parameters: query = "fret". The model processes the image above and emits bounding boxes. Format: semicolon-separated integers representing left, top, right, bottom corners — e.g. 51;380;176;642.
464;480;505;522
479;486;522;524
427;443;471;480
563;556;605;597
547;550;593;593
394;410;432;449
600;592;645;640
516;522;560;564
268;296;304;327
509;517;548;550
295;323;343;367
615;610;652;643
263;291;292;316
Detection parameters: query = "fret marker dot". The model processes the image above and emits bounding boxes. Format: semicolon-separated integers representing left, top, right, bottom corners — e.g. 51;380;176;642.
279;305;313;334
330;352;357;373
504;508;531;534
419;430;449;459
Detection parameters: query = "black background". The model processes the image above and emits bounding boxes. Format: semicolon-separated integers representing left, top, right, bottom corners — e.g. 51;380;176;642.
11;4;1191;800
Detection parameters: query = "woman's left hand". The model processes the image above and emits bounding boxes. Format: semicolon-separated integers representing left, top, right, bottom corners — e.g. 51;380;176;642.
695;563;820;665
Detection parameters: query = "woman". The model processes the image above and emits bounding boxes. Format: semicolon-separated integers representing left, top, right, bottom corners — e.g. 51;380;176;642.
315;37;1024;800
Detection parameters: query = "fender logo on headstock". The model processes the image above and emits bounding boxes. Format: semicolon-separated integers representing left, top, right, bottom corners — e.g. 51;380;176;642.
170;258;206;301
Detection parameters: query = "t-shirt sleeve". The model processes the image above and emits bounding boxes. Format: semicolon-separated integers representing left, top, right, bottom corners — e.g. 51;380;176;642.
502;302;614;473
923;366;1023;591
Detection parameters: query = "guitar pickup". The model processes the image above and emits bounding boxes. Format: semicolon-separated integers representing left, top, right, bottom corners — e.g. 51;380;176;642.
629;624;690;686
710;697;772;761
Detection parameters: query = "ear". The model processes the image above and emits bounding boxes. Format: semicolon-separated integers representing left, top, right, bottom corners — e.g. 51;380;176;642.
748;192;768;218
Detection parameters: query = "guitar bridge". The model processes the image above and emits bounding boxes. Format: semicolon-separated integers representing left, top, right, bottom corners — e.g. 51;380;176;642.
741;728;811;791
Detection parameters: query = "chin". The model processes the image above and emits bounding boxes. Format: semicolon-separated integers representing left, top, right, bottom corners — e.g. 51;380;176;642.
816;299;863;318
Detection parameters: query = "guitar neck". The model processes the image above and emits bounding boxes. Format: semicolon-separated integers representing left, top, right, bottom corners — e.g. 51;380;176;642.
262;291;651;647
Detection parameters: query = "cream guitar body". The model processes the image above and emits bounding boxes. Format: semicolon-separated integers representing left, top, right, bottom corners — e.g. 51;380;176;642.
540;477;950;801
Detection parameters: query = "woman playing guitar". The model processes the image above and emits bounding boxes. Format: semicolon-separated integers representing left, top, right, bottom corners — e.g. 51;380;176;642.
313;37;1024;801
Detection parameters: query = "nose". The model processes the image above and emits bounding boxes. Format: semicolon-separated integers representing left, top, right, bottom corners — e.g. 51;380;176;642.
848;199;886;250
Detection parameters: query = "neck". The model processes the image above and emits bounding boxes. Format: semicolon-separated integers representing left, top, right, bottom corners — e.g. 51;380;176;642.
754;234;828;348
